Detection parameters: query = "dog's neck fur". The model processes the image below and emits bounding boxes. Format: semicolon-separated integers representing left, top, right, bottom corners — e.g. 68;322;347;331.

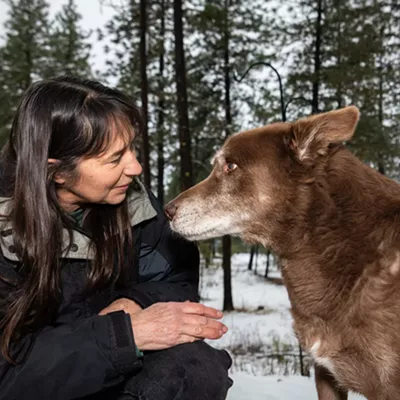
268;148;400;317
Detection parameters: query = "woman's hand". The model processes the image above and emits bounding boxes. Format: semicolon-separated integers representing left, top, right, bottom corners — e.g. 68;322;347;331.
129;302;228;351
99;298;142;316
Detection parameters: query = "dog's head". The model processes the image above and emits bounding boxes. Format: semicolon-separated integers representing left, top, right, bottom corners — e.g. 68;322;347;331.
165;106;360;247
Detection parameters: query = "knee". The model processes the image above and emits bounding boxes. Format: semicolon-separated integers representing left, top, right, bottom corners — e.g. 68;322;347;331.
123;342;233;400
179;341;232;371
174;341;233;398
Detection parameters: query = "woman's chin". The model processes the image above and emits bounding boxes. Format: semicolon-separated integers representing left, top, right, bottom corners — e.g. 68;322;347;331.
103;192;128;205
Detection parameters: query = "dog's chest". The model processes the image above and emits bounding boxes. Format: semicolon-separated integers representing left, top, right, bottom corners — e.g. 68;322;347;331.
293;318;344;378
309;339;336;374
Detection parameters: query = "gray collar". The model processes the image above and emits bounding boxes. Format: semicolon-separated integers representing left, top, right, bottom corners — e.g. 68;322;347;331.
0;177;157;262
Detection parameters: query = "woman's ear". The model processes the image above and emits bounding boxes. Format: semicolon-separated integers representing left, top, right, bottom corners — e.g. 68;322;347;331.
48;158;66;184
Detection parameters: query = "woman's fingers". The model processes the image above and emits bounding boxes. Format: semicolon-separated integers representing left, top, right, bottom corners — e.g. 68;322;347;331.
99;298;142;316
180;302;223;319
98;304;122;315
129;302;229;350
177;335;202;345
182;314;228;333
180;323;226;340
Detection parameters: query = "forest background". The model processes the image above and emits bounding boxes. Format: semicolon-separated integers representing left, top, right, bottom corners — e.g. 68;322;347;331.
0;0;399;314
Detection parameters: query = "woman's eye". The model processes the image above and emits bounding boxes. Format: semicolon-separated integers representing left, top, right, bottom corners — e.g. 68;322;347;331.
224;162;237;173
111;155;122;164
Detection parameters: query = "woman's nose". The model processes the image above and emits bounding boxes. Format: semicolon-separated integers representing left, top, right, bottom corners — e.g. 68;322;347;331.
124;151;143;176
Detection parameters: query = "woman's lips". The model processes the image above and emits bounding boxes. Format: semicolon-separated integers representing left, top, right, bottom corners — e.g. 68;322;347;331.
115;182;131;190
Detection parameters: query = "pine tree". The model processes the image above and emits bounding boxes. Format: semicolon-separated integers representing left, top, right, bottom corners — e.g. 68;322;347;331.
283;0;400;174
0;0;51;142
342;0;400;174
100;1;140;96
184;0;276;311
186;0;275;183
284;0;335;115
101;0;173;190
155;0;167;204
44;0;92;79
139;0;151;187
173;0;193;191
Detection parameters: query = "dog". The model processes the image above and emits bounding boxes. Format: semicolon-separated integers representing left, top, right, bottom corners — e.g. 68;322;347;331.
164;106;400;400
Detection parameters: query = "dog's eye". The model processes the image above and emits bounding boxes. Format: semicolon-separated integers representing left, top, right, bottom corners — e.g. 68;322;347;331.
224;162;237;173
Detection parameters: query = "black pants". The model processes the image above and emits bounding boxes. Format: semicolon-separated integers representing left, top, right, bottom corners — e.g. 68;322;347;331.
89;341;233;400
118;341;233;400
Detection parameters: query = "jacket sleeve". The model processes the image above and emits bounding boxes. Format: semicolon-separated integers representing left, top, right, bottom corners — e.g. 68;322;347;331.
0;269;142;400
116;190;200;308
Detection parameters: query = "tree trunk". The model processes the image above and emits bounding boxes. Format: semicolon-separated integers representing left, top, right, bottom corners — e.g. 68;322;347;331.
264;250;270;278
173;0;193;190
157;0;166;203
222;0;234;311
65;0;74;75
204;241;211;269
139;0;151;187
248;245;256;270
335;0;343;108
378;159;385;175
223;235;234;311
24;44;32;90
377;34;385;176
312;0;323;114
299;344;306;376
254;245;259;274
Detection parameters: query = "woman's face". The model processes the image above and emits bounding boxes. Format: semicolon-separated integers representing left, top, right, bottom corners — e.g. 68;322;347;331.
55;131;143;212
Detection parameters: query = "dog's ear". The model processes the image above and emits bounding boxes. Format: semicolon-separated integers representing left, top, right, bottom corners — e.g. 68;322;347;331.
288;106;360;165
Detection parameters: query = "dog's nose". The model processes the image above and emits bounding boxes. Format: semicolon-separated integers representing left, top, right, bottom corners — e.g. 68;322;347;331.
164;202;177;221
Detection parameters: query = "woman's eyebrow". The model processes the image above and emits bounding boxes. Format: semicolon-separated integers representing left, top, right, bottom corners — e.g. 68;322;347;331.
105;146;127;161
104;137;136;161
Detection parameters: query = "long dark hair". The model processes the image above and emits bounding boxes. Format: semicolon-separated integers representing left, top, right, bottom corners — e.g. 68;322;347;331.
0;76;143;363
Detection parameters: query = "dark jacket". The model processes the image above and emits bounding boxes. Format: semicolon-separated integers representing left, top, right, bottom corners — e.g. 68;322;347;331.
0;179;200;400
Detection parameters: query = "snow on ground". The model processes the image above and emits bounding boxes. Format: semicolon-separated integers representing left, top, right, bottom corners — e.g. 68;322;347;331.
200;253;295;343
201;253;300;375
227;373;365;400
199;253;366;399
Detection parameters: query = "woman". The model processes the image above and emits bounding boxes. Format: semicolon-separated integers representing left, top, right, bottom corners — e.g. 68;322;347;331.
0;76;233;400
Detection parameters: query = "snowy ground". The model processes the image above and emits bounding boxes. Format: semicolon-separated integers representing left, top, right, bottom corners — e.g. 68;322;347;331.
228;373;365;400
201;253;303;376
199;253;366;400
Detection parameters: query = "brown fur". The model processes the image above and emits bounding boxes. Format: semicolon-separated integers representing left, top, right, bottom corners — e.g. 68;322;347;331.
165;107;400;399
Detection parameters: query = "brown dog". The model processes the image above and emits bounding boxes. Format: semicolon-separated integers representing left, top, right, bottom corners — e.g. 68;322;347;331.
165;106;400;400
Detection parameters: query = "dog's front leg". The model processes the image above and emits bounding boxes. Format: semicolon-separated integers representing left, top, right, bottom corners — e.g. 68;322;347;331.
315;364;348;400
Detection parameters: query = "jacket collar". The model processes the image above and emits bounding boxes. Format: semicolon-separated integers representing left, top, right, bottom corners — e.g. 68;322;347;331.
0;178;157;262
